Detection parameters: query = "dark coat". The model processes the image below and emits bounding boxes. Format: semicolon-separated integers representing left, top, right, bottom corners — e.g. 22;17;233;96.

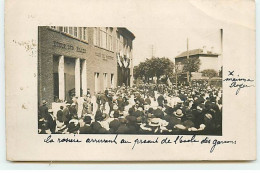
57;110;63;122
45;113;56;133
157;95;165;107
109;119;121;133
153;108;164;119
62;107;70;124
39;105;48;119
79;125;93;134
116;124;130;134
192;109;205;129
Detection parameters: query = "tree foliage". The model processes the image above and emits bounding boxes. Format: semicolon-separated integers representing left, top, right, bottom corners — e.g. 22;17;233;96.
201;69;218;78
182;58;201;73
133;57;174;83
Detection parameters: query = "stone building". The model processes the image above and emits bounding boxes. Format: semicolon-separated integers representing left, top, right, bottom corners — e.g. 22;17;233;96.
38;26;135;105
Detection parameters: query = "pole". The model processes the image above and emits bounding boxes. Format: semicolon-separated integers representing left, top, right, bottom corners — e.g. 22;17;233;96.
220;29;223;75
187;38;190;85
175;65;178;87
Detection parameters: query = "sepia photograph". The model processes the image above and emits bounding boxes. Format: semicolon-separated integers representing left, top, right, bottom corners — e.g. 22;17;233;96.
38;26;223;135
5;0;256;161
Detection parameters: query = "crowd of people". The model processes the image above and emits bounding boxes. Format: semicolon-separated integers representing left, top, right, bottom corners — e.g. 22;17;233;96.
38;81;222;135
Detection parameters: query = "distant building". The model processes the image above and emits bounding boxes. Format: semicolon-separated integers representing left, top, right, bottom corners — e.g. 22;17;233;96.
38;26;135;105
175;46;219;73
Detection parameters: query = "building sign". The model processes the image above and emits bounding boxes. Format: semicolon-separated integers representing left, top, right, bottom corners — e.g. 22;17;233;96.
95;52;114;60
53;41;86;53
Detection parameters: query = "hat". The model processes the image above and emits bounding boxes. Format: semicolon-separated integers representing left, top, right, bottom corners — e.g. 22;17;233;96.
174;109;184;118
113;104;118;110
95;110;104;121
137;107;143;111
67;121;80;133
148;118;161;127
83;116;92;124
42;100;47;105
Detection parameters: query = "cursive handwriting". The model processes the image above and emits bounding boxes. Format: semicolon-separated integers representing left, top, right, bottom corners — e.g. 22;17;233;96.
43;135;237;154
174;135;199;144
223;71;254;95
132;137;159;149
85;134;118;144
210;139;236;153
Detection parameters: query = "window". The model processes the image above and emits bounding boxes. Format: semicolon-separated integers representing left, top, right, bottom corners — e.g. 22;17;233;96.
58;26;63;32
94;72;100;93
107;28;113;51
73;27;78;37
100;27;107;49
83;27;88;41
111;74;114;88
93;27;100;46
103;73;107;90
93;27;113;50
78;27;83;39
69;27;73;35
63;27;68;33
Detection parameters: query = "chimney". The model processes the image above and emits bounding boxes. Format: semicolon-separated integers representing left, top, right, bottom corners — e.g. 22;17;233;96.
202;46;207;53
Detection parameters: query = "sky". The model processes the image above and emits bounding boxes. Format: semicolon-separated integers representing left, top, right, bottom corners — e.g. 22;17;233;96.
126;0;254;66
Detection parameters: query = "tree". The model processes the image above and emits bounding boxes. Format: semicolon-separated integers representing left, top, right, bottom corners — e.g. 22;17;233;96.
133;57;175;84
182;58;201;83
201;69;218;78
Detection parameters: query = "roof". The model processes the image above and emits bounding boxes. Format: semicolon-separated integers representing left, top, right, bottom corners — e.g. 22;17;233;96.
117;27;135;40
175;48;219;58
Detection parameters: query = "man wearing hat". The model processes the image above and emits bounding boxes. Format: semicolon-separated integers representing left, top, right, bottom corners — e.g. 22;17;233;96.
192;104;206;129
153;106;164;119
79;116;93;134
165;109;186;133
39;100;48;119
44;109;56;134
126;115;139;134
62;103;71;125
67;119;80;134
116;118;130;134
69;103;78;119
56;106;64;123
109;112;121;133
91;121;103;133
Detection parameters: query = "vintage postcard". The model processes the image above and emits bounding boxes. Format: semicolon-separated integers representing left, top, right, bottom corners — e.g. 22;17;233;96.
5;0;256;161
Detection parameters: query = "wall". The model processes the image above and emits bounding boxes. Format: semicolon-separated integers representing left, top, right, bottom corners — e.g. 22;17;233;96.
199;55;219;72
38;26;118;105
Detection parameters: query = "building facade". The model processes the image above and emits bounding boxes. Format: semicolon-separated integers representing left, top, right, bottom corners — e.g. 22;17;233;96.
175;47;219;73
38;26;135;105
174;47;220;83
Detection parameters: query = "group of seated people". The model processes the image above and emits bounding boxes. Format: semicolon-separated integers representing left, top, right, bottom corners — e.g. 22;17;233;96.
38;82;222;135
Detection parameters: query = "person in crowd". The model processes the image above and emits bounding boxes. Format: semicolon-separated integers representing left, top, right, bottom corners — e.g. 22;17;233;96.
39;100;48;119
38;81;222;135
79;116;93;134
44;109;56;134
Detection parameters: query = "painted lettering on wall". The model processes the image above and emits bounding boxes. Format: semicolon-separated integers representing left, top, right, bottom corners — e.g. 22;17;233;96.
53;41;86;53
